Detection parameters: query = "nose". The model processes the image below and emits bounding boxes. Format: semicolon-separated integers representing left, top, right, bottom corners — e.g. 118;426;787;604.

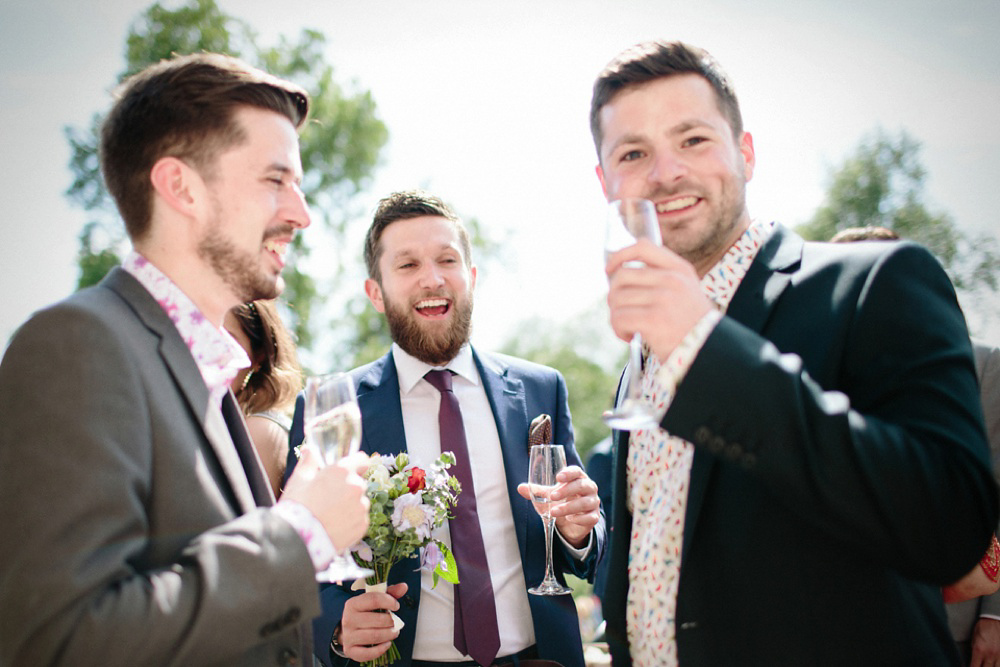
649;149;687;186
284;182;311;229
417;262;445;288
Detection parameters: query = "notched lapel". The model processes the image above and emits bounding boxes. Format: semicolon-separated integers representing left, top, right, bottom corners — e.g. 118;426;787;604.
104;268;258;515
475;352;532;551
356;354;407;458
683;225;803;555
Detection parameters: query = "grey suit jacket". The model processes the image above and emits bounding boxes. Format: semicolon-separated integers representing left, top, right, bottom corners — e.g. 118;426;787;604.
0;268;321;666
948;343;1000;642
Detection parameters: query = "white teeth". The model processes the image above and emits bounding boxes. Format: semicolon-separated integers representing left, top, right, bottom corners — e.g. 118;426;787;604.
264;240;287;256
658;197;698;212
416;299;448;309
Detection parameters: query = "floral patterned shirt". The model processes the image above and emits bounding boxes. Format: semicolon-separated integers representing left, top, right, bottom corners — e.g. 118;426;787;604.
625;220;775;665
123;252;335;571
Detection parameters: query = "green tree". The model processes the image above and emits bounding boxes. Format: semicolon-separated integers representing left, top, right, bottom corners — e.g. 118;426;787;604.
500;304;620;461
797;128;1000;299
64;0;388;350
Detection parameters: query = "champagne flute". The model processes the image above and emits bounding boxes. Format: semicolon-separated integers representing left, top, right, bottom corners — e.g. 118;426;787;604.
603;198;663;430
527;444;572;595
304;372;374;582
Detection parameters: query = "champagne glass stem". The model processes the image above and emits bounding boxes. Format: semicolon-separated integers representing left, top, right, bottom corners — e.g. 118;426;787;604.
627;333;643;400
542;515;557;585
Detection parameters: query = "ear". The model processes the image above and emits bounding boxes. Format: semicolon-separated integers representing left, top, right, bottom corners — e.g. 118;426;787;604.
149;156;200;217
364;278;386;314
739;131;755;183
469;264;478;291
596;164;608;199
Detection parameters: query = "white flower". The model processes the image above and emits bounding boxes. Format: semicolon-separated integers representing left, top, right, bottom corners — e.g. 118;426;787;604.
352;541;374;562
391;492;433;540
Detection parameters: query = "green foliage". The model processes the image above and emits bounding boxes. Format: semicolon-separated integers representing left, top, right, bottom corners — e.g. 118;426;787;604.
65;0;387;353
797;128;1000;296
500;306;619;461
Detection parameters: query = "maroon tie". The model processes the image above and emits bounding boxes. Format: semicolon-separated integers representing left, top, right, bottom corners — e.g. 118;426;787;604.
424;370;501;667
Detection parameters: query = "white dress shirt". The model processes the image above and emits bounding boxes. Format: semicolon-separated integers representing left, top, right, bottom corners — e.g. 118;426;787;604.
390;343;536;660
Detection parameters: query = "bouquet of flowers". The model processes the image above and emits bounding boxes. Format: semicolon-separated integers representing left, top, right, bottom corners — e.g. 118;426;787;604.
350;450;461;666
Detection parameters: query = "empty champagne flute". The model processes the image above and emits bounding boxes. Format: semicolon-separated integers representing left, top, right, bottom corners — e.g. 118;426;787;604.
304;372;374;582
527;444;572;595
603;197;663;430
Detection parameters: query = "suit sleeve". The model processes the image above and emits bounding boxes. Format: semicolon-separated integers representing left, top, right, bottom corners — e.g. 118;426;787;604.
0;303;320;666
664;243;997;584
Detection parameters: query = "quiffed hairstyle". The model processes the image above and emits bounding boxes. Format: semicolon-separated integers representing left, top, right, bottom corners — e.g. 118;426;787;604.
230;299;302;416
589;40;743;159
363;189;472;283
100;52;310;242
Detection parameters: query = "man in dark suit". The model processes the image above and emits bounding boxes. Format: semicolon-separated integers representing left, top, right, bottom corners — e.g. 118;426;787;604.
0;53;370;666
592;41;997;665
290;190;605;666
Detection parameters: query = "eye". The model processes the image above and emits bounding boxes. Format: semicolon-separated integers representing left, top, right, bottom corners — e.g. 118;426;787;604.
620;149;644;162
682;136;708;148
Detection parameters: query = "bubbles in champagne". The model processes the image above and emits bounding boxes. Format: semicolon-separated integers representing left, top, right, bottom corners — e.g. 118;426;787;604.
306;402;362;465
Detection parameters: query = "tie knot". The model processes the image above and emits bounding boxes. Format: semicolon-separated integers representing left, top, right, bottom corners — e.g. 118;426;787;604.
424;369;454;393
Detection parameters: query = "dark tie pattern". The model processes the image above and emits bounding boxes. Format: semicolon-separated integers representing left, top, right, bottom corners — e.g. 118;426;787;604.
424;370;501;667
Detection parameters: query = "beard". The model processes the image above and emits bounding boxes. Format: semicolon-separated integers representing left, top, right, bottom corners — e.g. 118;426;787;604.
197;220;286;303
383;288;474;366
656;171;748;270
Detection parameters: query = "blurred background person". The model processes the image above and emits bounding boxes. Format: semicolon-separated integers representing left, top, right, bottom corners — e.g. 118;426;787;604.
225;299;303;497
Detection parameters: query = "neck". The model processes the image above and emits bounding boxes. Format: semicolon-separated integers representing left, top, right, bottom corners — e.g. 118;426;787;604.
133;242;236;328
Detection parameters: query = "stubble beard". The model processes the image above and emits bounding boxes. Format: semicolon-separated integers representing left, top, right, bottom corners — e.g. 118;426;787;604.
660;167;749;270
382;288;474;366
197;222;283;304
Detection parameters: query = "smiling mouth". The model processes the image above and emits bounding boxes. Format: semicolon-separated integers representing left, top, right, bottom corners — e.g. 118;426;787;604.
263;239;288;256
657;196;699;213
415;298;450;318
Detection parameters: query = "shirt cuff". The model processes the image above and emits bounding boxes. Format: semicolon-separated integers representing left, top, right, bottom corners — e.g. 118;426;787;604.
556;528;594;560
274;499;337;573
650;309;724;414
980;614;1000;622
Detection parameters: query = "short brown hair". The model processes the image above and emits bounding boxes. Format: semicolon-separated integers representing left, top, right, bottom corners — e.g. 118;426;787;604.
100;52;310;242
363;190;472;283
590;41;743;160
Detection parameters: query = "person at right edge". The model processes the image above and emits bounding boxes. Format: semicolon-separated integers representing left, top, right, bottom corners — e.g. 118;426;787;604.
593;40;998;665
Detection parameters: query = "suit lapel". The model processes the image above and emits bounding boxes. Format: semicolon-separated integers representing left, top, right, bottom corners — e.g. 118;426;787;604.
356;352;408;458
682;225;803;551
102;268;259;515
474;350;532;557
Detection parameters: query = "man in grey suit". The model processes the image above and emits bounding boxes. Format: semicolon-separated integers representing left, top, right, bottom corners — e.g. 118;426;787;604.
950;343;1000;665
0;53;370;666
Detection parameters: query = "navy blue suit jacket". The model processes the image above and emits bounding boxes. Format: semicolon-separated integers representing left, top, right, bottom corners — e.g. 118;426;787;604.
603;225;998;666
290;347;605;666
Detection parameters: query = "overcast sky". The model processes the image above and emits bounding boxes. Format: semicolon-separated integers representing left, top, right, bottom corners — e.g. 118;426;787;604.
2;0;998;362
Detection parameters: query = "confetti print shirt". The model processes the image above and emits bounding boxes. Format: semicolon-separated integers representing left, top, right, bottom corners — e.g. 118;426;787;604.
626;220;774;666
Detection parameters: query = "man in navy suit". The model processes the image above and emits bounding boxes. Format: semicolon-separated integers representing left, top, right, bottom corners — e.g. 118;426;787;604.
291;190;605;666
593;41;997;665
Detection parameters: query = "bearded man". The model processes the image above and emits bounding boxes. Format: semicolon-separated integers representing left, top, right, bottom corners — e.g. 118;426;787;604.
288;189;606;667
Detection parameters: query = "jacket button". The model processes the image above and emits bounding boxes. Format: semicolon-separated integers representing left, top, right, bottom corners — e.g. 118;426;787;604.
694;426;711;444
709;436;725;454
278;648;299;665
679;621;698;630
401;594;416;608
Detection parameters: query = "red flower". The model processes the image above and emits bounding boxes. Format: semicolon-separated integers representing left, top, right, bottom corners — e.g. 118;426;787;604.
407;467;427;493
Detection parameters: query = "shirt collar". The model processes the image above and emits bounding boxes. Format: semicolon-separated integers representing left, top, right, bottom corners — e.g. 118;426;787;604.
391;342;479;394
700;219;775;311
122;251;250;405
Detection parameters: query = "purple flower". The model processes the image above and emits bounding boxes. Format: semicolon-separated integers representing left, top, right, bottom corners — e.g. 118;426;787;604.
421;541;443;571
